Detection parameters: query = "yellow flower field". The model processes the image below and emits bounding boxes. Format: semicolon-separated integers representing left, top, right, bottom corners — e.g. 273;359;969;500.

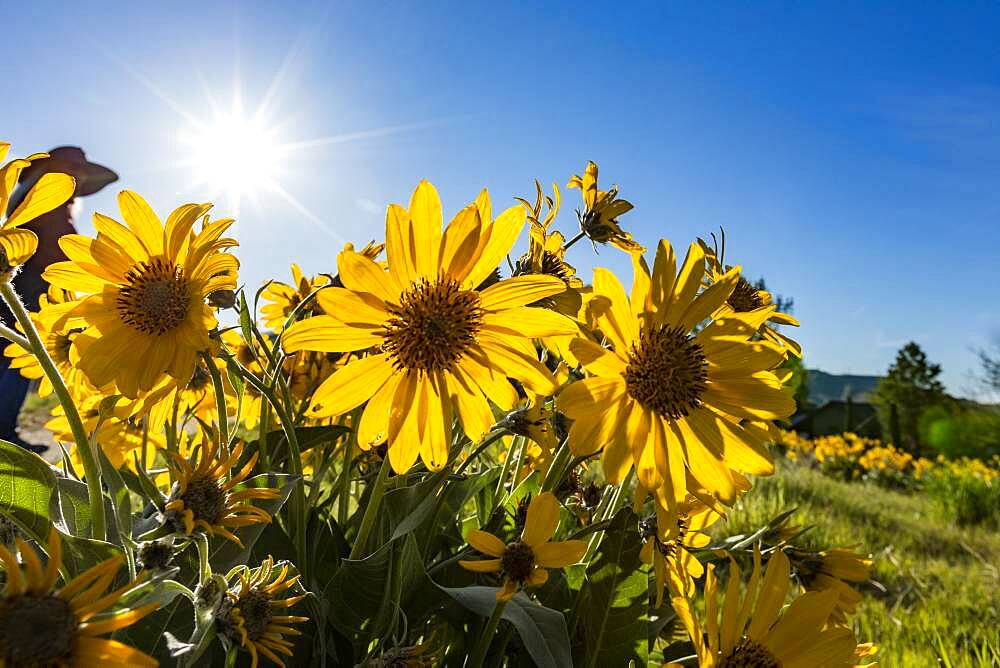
0;146;889;666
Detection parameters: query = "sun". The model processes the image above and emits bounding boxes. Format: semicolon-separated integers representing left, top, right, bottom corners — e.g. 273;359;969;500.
178;109;286;213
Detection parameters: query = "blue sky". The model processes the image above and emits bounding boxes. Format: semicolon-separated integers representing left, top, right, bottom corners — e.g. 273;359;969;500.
5;1;1000;397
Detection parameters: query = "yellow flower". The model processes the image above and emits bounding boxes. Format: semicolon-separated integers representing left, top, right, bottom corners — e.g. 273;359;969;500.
639;495;720;607
216;556;309;668
0;143;76;275
282;181;577;473
459;492;587;600
669;548;874;667
701;239;801;357
514;180;584;315
558;239;794;510
163;437;278;546
786;546;873;621
260;263;330;332
0;528;158;666
47;393;165;474
566;161;643;253
42;190;239;398
3;287;94;399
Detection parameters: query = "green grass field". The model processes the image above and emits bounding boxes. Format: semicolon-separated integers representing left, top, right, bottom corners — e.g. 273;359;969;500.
715;461;1000;667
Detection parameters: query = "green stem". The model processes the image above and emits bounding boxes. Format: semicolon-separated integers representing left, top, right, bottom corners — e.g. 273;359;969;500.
0;322;28;348
0;281;106;540
501;435;527;507
494;436;517;499
541;438;571;492
562;230;587;251
337;409;360;528
201;351;229;447
468;598;507;668
455;429;508;476
349;454;391;560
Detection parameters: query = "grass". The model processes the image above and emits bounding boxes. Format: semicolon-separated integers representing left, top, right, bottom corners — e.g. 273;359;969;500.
716;461;1000;667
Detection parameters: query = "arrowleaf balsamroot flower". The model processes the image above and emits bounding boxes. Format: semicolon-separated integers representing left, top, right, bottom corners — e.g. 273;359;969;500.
558;239;795;510
163;437;278;546
0;528;158;666
567;160;643;253
786;545;873;621
702;240;802;358
639;494;720;607
215;556;309;668
460;492;586;601
259;262;330;332
0;142;76;275
282;181;577;473
669;548;876;668
41;190;238;398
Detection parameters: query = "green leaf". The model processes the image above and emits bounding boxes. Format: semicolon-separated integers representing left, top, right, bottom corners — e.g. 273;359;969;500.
58;530;120;574
0;439;55;540
96;447;132;543
438;585;573;668
324;534;430;653
50;478;119;544
575;507;648;667
239;292;255;352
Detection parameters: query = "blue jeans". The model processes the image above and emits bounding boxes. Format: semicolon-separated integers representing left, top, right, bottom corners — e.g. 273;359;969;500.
0;270;46;444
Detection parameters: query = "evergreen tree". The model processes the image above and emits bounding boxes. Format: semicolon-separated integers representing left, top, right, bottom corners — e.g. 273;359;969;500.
873;342;946;453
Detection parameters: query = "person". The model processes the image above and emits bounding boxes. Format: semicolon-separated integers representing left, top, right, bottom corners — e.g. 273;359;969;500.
0;147;117;453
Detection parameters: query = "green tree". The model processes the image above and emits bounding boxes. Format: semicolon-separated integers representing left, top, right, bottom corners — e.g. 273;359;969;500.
873;342;947;453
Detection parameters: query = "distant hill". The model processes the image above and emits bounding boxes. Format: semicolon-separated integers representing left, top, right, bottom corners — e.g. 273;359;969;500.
806;370;881;405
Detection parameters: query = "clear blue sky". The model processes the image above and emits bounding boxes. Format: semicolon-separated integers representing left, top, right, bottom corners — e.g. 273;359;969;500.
6;1;999;397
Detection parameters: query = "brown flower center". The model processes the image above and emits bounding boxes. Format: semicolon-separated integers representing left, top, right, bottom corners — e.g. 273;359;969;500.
727;277;765;313
500;541;536;584
382;277;482;374
718;638;782;667
624;325;708;419
0;594;77;664
117;257;192;335
170;475;227;529
234;589;273;641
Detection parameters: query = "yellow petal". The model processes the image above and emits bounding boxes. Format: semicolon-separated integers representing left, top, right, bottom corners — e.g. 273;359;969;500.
282;315;382;353
337;248;399;303
440;204;482;281
479;275;566;311
522;492;560;546
481;307;577;338
5;173;76;229
526;568;549;587
308;354;392;417
407;180;443;278
459;559;502;573
467;529;506;557
464;204;526;289
568;338;627;377
385;203;417;286
0;229;38;266
117;191;164;256
533;540;587;568
746;549;790;641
